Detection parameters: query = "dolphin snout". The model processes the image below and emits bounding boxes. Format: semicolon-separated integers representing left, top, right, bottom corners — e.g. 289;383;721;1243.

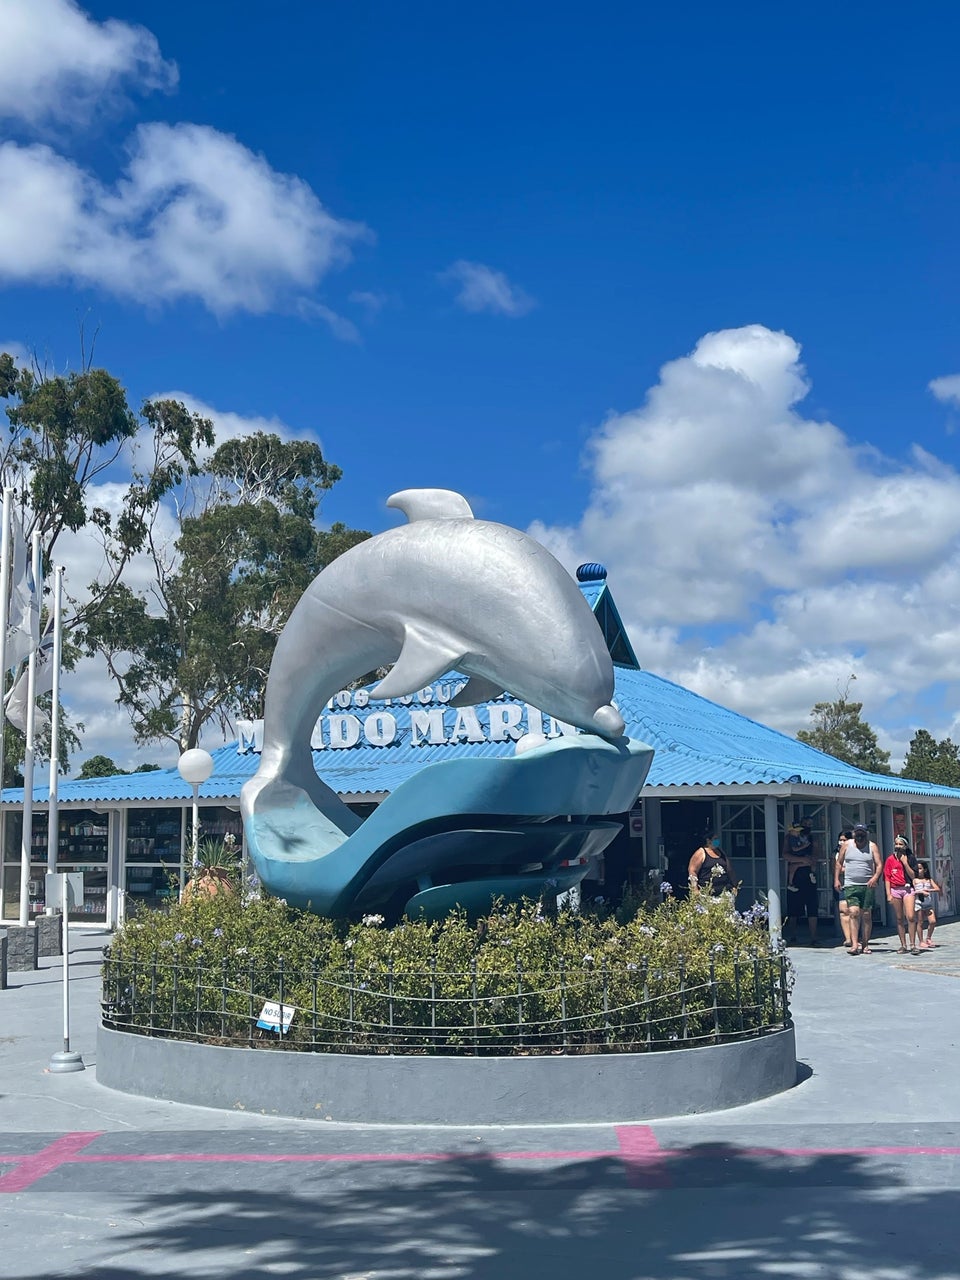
593;703;625;739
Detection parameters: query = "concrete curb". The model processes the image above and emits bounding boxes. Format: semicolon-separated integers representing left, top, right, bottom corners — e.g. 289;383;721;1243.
97;1022;797;1123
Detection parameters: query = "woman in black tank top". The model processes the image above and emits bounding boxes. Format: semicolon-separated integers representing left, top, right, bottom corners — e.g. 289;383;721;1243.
688;831;736;897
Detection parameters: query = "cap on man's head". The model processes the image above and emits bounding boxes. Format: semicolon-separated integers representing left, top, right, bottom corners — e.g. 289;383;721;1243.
853;822;868;833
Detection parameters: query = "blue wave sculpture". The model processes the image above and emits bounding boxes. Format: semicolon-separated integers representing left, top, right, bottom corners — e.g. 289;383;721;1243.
241;489;653;918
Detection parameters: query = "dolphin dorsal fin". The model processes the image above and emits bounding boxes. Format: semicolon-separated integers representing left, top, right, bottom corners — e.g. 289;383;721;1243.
387;489;474;522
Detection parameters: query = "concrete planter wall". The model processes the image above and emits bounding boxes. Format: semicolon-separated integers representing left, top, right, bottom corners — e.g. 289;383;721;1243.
98;1023;796;1123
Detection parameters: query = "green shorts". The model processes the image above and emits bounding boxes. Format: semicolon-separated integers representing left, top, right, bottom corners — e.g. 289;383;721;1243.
843;884;875;910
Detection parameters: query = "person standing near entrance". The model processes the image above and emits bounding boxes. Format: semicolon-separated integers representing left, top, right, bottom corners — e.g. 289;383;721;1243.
835;823;882;955
832;829;854;948
782;817;821;945
688;830;737;897
913;861;941;949
884;837;919;954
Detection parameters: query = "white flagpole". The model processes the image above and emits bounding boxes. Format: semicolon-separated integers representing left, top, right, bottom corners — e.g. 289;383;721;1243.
18;530;41;928
0;489;11;922
46;566;63;879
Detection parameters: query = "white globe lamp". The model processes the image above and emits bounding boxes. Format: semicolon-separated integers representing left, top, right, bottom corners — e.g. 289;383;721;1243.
178;748;215;877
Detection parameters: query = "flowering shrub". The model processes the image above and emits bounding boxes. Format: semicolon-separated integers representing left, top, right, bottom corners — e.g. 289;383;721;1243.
103;891;790;1055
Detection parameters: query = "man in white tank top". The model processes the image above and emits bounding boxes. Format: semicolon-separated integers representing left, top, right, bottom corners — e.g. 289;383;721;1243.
834;823;882;954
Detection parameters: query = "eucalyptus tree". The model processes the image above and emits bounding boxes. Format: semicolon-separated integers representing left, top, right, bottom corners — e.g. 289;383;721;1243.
86;431;369;752
797;694;891;774
0;352;214;632
900;729;960;787
0;350;214;775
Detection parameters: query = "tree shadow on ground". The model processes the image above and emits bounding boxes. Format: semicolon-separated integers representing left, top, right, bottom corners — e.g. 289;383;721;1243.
14;1144;960;1279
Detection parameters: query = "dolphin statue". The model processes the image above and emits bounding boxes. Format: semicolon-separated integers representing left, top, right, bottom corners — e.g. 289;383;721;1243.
241;489;642;915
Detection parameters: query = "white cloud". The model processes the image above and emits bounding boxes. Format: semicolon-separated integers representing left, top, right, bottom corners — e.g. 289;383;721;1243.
532;324;960;766
349;290;389;315
0;340;31;368
930;374;960;408
441;260;535;316
0;124;367;316
0;0;176;126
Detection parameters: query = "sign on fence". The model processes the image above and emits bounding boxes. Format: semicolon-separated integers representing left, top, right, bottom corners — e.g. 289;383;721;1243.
257;1000;295;1034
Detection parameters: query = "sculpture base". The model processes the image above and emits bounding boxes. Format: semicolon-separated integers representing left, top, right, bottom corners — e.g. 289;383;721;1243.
97;1023;796;1124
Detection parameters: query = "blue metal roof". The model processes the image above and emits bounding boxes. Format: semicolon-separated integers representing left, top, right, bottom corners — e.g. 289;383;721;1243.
8;576;960;807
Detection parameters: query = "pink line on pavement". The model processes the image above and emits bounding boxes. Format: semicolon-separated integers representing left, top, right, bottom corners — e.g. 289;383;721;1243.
0;1132;104;1193
4;1131;960;1193
616;1125;672;1188
70;1148;619;1165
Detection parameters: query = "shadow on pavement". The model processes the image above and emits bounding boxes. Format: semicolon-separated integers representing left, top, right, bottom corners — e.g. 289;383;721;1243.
10;1145;960;1279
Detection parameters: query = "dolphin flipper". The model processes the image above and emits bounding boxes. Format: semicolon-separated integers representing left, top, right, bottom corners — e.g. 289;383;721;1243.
387;489;474;522
372;625;464;699
450;676;505;708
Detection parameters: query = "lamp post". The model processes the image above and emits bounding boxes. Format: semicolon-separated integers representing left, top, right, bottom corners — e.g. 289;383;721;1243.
177;749;214;889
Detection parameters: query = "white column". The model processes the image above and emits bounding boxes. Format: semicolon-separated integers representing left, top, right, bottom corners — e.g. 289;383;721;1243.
764;795;782;943
46;566;63;876
106;810;123;930
0;489;12;924
18;530;41;927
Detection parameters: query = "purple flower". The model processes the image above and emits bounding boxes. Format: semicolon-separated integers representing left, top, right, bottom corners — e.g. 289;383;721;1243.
659;880;672;895
191;937;202;947
213;928;224;938
174;932;186;943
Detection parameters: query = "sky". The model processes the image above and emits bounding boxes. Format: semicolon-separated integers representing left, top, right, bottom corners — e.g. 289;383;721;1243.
1;0;959;774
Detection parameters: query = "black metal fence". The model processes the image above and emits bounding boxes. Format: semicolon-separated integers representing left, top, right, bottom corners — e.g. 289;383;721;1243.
101;949;791;1056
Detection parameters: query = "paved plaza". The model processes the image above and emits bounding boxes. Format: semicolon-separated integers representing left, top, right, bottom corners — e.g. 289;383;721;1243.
1;923;959;1277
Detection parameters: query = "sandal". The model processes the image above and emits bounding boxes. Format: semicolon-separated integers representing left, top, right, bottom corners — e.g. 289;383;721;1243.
862;946;872;954
850;945;862;955
897;947;908;953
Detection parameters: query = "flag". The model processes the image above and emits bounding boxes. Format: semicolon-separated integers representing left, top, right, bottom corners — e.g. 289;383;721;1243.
5;618;54;733
6;515;38;671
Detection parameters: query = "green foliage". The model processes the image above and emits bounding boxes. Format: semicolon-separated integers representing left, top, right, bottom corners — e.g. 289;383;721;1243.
77;754;125;779
0;351;214;772
104;895;789;1056
0;357;213;620
901;728;960;788
85;431;369;750
2;697;81;786
193;836;240;872
797;695;891;773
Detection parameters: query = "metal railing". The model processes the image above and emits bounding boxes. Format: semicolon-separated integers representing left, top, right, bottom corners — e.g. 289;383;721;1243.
101;949;791;1056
